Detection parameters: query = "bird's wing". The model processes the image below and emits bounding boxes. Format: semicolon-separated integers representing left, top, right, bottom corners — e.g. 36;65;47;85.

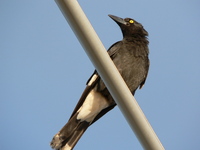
139;59;150;89
69;71;100;120
69;41;122;121
90;41;123;124
107;41;122;58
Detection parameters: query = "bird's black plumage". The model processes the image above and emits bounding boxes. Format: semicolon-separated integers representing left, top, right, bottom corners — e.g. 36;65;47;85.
50;15;149;150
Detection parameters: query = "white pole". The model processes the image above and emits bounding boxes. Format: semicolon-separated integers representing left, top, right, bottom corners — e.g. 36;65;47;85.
55;0;164;149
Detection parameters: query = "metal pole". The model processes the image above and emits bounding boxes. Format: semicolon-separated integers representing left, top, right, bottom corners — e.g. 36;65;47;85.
55;0;164;149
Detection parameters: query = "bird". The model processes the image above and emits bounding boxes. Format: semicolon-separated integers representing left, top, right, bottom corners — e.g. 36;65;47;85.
50;14;149;150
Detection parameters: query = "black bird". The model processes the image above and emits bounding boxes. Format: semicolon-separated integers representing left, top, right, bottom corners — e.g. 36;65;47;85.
50;14;149;150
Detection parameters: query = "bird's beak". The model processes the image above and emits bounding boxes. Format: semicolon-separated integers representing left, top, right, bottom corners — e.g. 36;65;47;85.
108;15;127;25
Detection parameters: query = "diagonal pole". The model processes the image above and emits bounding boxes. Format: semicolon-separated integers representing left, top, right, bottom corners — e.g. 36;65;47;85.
54;0;164;149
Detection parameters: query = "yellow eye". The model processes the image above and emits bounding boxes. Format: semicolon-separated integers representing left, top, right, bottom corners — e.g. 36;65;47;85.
129;20;134;23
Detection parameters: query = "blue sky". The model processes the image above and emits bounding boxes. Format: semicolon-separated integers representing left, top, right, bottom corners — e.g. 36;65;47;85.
1;0;200;150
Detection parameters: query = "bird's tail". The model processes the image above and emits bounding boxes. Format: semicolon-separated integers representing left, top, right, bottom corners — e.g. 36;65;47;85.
50;113;90;150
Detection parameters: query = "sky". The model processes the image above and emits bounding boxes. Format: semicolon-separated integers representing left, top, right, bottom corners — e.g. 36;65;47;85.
1;0;200;150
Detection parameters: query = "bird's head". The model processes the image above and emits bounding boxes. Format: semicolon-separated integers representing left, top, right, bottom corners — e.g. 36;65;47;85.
108;15;148;39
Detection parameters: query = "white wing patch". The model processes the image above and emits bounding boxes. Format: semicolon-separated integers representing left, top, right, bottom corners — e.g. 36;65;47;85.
87;74;98;86
61;143;72;150
77;89;109;122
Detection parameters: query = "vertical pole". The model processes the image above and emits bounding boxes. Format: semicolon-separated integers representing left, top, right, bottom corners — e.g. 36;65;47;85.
55;0;164;149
